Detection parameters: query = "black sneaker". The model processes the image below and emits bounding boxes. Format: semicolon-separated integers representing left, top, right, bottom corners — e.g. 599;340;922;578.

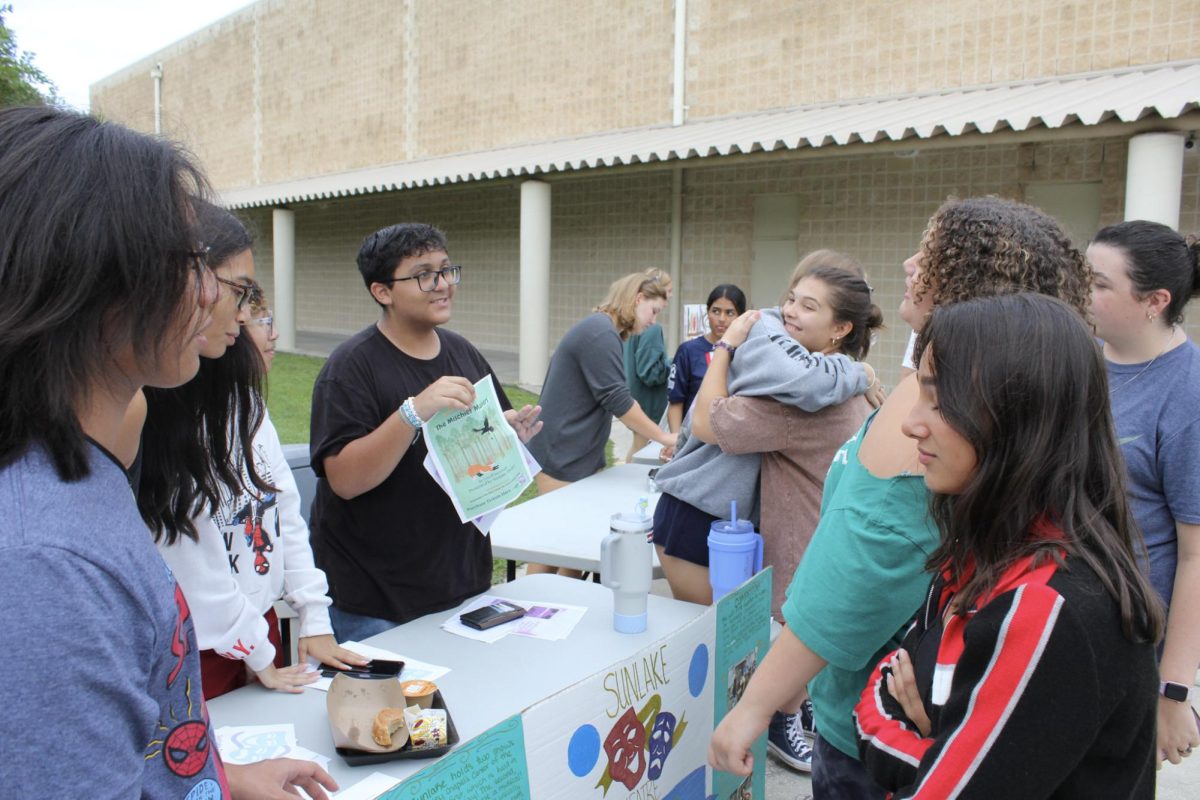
800;698;816;735
767;709;813;773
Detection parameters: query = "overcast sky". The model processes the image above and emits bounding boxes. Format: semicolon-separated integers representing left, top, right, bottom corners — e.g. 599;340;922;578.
9;1;253;110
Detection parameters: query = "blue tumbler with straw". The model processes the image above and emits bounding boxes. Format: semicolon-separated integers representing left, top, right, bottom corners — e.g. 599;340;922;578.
707;500;763;602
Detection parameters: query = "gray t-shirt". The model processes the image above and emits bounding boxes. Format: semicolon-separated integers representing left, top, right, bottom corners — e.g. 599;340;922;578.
1108;339;1200;609
0;442;229;797
527;312;635;481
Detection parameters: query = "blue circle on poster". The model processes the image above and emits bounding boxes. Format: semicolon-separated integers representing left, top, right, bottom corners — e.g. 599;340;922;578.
688;643;709;697
567;724;601;777
184;780;222;800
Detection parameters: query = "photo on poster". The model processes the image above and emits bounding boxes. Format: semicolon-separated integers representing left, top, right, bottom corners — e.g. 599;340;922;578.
725;646;759;710
729;773;753;800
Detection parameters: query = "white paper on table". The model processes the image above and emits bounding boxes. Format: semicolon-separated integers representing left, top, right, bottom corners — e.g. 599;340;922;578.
330;771;402;800
440;594;521;643
215;724;298;764
307;640;451;692
287;745;331;772
422;440;541;535
508;601;588;641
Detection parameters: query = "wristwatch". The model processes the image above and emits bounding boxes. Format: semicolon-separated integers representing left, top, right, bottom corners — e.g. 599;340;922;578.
713;340;736;357
1160;681;1195;703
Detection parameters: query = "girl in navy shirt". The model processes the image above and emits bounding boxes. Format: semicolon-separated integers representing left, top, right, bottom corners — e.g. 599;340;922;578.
666;284;746;432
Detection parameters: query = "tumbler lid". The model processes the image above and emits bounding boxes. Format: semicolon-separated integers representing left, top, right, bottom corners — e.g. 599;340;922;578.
610;512;653;534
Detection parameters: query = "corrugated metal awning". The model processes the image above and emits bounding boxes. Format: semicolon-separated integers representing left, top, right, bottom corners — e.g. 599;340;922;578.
223;61;1200;209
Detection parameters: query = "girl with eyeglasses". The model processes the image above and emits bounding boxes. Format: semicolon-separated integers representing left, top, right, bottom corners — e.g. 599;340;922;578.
242;280;280;370
0;105;337;799
138;202;367;699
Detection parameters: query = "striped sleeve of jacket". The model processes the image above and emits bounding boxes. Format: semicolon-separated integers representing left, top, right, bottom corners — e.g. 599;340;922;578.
857;581;1106;799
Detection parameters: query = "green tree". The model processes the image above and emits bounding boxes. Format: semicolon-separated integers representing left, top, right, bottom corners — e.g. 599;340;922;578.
1;4;57;107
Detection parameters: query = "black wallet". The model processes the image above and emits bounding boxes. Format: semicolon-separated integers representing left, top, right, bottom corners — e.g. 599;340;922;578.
459;600;527;630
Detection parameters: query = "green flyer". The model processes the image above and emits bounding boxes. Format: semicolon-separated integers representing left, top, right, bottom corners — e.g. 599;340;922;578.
424;376;533;523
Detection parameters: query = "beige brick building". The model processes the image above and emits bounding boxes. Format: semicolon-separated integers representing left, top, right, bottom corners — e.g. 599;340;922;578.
92;0;1200;388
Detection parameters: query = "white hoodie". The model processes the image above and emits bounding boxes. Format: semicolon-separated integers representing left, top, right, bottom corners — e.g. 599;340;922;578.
158;408;334;672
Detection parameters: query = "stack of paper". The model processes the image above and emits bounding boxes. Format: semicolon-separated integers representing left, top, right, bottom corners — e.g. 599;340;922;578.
214;723;330;772
441;595;587;643
508;601;587;641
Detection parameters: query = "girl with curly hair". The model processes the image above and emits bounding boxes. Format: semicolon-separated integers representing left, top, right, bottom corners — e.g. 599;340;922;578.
709;197;1094;797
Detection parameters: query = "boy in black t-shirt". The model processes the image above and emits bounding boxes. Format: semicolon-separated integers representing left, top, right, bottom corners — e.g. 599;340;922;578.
309;223;542;640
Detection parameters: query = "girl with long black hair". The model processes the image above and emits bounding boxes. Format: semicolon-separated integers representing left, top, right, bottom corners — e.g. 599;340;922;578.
0;105;336;798
140;202;365;698
854;292;1162;798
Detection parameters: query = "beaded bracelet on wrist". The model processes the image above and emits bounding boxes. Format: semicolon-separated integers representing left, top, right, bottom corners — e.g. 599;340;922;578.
400;396;424;428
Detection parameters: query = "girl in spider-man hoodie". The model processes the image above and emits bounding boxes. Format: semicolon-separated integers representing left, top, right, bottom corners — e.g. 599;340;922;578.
855;294;1164;800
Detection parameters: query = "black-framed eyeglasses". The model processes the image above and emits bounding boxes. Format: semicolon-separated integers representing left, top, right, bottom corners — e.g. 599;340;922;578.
215;275;255;310
188;246;212;293
379;265;462;292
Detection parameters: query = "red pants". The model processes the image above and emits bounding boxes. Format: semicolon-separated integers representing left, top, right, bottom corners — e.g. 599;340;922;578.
199;606;285;700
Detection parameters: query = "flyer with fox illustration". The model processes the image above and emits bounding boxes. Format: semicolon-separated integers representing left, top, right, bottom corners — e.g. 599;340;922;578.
424;376;534;523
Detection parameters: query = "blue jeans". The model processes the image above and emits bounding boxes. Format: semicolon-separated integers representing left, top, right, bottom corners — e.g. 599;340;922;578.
328;605;396;643
811;735;887;800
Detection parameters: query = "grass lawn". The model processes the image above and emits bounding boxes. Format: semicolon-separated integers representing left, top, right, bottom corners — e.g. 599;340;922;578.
264;353;327;445
267;352;549;584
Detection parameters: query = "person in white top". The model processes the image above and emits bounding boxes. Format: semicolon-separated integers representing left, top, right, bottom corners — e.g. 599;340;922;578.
140;202;366;698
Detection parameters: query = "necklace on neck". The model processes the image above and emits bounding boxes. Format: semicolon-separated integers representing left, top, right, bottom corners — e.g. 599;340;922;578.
1110;325;1178;395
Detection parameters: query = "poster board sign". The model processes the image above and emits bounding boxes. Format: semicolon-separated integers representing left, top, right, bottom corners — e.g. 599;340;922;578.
375;572;770;799
522;611;716;800
379;715;530;800
712;568;772;800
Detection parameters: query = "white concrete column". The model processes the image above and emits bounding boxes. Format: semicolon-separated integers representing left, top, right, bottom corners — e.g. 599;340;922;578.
667;166;683;356
519;180;551;389
672;0;687;126
1125;132;1185;228
272;208;296;352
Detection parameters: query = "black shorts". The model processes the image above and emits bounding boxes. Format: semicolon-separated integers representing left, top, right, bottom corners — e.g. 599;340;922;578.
652;491;719;567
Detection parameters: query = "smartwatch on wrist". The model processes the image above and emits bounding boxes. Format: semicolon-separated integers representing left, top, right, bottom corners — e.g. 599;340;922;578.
1160;681;1194;703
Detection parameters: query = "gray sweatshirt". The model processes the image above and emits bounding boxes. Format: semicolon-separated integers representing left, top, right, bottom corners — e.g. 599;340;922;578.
653;308;867;519
527;312;637;481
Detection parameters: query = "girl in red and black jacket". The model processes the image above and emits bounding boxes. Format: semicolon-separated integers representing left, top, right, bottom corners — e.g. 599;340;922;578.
855;293;1165;799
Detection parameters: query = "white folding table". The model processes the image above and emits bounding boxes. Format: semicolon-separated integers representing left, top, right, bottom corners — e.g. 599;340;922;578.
489;463;663;580
206;574;705;789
